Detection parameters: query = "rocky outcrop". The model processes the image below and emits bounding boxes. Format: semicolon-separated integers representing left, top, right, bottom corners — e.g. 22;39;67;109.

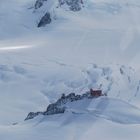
25;91;92;121
25;112;43;120
37;12;51;27
34;0;47;9
35;0;84;27
35;0;83;11
45;104;65;115
59;0;83;11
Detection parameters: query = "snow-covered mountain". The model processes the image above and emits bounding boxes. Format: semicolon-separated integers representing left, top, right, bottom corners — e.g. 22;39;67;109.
32;0;85;27
0;0;140;140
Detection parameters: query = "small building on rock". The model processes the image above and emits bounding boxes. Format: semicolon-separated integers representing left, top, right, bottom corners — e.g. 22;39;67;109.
90;89;103;97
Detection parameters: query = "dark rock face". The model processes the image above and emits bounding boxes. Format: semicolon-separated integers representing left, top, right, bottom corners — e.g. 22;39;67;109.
25;91;93;121
56;93;83;105
37;12;51;27
35;0;47;9
25;112;43;121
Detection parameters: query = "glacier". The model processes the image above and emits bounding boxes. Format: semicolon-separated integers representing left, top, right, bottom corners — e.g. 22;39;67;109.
0;0;140;140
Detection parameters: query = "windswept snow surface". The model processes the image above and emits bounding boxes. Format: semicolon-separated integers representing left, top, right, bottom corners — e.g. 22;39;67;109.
1;97;140;140
0;0;140;140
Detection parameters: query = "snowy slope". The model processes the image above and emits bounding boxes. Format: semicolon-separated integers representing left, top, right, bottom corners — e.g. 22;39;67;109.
1;97;140;140
0;0;140;140
1;0;140;67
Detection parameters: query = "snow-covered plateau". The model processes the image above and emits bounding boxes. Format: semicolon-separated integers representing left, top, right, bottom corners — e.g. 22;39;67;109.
0;0;140;140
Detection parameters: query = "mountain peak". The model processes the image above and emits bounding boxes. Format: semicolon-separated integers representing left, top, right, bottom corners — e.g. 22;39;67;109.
34;0;85;27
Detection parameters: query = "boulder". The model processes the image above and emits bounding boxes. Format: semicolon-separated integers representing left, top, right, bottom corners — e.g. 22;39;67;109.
67;0;82;11
45;103;65;115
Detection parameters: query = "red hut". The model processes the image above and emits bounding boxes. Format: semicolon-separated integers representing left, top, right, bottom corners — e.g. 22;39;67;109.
90;89;102;97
